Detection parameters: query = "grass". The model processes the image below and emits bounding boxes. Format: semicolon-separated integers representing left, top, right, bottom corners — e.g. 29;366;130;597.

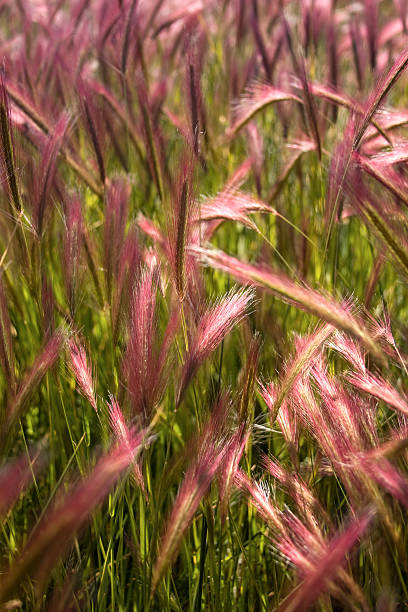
1;1;408;610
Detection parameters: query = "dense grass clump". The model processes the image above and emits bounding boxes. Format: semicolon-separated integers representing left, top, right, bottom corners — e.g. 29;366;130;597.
2;1;408;609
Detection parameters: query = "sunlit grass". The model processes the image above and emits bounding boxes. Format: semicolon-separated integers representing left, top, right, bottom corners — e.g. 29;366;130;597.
0;1;408;610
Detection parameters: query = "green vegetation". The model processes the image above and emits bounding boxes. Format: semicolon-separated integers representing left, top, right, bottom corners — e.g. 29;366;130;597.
1;1;408;610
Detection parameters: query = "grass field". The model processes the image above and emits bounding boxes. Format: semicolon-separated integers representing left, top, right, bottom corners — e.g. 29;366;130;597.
1;1;408;609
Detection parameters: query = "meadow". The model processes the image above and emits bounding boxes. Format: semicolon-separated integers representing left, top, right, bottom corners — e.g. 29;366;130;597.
1;0;408;609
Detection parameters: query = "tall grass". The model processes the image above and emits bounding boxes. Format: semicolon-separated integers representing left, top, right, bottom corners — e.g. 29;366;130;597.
1;1;408;610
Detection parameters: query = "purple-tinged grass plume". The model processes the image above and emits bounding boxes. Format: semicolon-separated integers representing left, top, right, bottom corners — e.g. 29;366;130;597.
107;393;146;494
63;196;83;315
0;447;45;518
177;287;254;404
3;329;66;444
0;438;143;603
229;81;301;136
33;112;70;237
151;408;229;594
276;510;374;612
68;338;97;412
353;50;408;149
191;246;384;362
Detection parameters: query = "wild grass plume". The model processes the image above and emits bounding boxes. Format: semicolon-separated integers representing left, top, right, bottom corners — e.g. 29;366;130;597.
1;1;408;610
